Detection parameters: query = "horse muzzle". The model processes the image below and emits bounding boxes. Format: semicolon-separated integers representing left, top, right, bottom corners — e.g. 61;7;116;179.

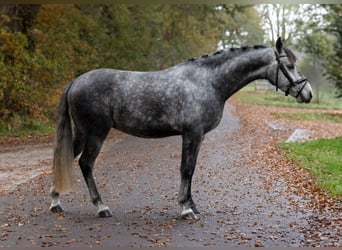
296;81;313;104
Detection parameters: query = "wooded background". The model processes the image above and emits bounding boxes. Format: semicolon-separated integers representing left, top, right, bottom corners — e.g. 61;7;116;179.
0;4;340;131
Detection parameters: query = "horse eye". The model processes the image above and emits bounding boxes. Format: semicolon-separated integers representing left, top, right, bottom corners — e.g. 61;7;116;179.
287;64;295;70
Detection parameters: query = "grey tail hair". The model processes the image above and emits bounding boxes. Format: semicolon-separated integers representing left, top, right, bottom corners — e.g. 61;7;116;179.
53;82;74;194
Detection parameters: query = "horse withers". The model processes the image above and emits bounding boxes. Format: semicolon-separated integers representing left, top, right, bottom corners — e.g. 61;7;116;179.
49;37;312;219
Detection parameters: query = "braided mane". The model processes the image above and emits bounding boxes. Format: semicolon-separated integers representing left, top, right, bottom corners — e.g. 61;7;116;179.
187;45;268;67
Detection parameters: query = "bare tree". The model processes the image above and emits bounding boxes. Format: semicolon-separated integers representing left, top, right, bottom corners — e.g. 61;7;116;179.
257;4;301;46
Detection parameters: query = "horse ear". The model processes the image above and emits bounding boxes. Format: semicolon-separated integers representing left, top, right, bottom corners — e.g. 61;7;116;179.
276;37;283;53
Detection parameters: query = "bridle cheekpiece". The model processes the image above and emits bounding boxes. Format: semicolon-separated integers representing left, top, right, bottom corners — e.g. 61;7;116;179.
274;50;308;98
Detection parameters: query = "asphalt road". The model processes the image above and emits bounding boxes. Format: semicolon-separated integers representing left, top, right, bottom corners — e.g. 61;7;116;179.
0;103;335;247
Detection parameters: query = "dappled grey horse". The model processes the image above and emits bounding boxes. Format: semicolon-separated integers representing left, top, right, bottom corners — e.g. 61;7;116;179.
49;37;312;219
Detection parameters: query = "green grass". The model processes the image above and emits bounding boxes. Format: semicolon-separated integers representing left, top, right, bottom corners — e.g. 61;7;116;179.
271;112;342;123
235;85;342;196
281;137;342;196
0;118;55;137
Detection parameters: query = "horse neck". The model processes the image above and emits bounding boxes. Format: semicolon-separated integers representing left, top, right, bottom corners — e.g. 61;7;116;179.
203;47;275;101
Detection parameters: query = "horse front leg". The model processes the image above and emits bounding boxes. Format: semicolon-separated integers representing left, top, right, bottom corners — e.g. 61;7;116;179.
178;133;204;220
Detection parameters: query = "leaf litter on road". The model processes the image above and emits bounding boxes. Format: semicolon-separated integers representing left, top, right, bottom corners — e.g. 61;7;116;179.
0;102;341;247
231;100;342;247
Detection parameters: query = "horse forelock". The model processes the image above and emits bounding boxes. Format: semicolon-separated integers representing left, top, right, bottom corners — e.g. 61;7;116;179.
283;47;297;64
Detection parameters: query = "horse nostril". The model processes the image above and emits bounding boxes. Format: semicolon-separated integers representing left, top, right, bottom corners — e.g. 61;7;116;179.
306;92;313;103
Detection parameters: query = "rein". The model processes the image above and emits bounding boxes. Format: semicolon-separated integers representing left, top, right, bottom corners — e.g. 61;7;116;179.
274;51;308;98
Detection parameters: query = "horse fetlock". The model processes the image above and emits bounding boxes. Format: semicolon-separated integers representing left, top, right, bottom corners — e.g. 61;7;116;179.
191;204;200;215
179;197;200;213
49;187;64;213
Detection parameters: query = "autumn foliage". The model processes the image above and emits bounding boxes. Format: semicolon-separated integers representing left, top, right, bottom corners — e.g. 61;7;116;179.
0;4;266;131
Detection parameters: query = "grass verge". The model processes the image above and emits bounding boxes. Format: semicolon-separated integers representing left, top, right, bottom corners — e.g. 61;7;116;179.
281;137;342;196
233;87;342;196
271;112;342;123
0;118;55;137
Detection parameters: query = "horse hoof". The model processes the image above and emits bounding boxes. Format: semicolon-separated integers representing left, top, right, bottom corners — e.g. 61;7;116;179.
98;209;113;218
50;204;64;213
181;208;200;220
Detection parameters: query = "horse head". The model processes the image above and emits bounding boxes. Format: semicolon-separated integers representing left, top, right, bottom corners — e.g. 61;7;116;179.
269;37;313;103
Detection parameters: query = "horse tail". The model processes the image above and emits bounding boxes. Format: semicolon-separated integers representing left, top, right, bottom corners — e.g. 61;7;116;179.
53;82;74;194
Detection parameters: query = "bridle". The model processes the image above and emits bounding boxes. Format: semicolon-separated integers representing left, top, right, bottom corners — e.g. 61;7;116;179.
274;51;308;98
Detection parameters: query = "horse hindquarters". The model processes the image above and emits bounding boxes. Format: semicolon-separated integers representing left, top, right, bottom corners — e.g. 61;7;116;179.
50;79;113;217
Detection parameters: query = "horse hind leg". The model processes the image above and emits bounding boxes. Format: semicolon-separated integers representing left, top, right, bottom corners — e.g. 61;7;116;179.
73;131;84;158
79;134;112;218
49;134;84;214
